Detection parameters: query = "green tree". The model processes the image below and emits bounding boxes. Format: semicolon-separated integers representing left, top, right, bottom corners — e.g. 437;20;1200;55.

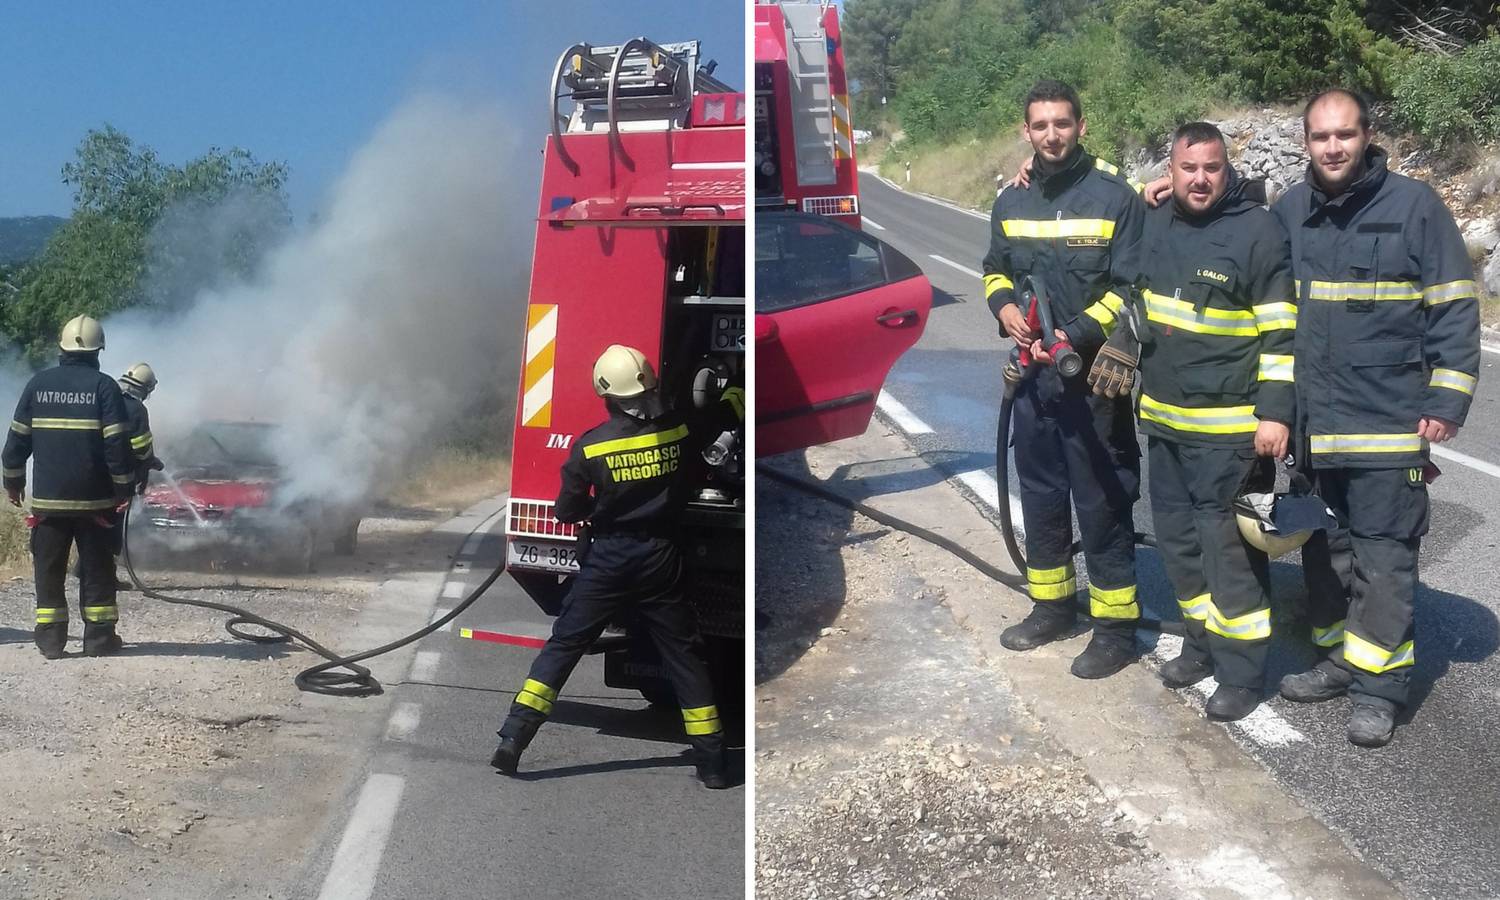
843;0;926;124
6;126;290;359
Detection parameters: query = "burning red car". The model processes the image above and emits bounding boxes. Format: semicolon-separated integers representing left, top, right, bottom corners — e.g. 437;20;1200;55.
131;421;362;572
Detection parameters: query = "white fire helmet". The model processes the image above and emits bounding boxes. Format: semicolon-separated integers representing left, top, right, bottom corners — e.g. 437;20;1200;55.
592;344;658;399
120;363;158;399
59;315;105;352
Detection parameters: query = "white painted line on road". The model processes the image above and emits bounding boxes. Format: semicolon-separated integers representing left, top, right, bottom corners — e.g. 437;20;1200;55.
928;254;984;279
316;773;405;900
384;702;421;742
956;469;1026;539
862;216;886;230
877;390;935;434
1146;634;1305;747
1481;342;1500;357
459;533;484;557
452;561;471;574
429;607;454;632
1432;444;1500;480
865;169;991;221
409;650;442;682
441;580;465;600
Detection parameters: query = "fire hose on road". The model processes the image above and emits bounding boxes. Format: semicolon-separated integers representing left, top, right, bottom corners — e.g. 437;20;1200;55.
118;502;508;697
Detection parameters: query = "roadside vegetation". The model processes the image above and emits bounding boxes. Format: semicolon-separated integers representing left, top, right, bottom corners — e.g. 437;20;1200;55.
846;0;1499;177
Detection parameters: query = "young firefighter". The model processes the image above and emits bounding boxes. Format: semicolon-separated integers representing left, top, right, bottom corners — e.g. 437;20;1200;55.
981;80;1147;677
1109;122;1296;721
491;345;737;788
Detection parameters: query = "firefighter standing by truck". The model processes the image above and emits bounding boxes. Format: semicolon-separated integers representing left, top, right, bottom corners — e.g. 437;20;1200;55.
981;80;1147;678
2;316;136;659
1268;90;1480;747
1102;122;1297;721
493;345;734;788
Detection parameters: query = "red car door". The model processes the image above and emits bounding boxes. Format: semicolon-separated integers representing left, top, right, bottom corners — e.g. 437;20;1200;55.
755;212;930;457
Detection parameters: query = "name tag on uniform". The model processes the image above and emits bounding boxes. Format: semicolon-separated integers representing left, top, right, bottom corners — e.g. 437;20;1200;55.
1065;237;1108;248
1196;268;1230;284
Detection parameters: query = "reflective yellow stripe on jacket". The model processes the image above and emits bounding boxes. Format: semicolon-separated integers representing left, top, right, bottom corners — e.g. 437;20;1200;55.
1138;394;1259;435
1143;290;1258;337
1257;354;1295;383
1429;368;1476;396
582;424;689;459
1309;433;1423;455
1027;563;1076;602
1000;218;1115;240
1343;632;1414;674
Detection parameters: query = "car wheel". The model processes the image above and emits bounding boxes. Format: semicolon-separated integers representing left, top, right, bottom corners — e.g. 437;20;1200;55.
333;520;359;556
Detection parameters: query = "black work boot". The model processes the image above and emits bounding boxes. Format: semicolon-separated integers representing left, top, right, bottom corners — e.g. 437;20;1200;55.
82;633;124;657
1070;626;1137;679
1347;696;1398;748
1000;606;1076;652
1205;685;1260;722
35;623;67;660
1279;658;1353;703
1160;651;1213;689
491;718;539;775
490;737;525;775
691;737;729;790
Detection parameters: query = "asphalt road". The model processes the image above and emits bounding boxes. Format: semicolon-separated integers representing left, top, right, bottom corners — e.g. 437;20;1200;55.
859;170;1500;900
290;502;745;900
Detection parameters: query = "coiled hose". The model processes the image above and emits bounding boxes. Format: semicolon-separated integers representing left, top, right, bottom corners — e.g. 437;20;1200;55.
119;503;505;696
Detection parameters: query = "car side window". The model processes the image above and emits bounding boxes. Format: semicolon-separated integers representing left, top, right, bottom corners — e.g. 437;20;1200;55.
755;213;889;313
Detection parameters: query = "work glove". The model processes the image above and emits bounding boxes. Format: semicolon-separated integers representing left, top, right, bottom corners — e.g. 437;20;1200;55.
150;458;165;471
1088;322;1140;398
5;483;23;508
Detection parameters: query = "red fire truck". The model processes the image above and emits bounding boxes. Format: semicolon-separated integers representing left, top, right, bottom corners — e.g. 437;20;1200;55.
496;38;745;711
754;0;861;228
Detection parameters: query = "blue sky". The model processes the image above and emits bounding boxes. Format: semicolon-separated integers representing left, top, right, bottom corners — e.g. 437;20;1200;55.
0;1;745;218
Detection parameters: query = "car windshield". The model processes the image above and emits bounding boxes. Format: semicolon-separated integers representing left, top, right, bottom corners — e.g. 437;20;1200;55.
176;422;280;472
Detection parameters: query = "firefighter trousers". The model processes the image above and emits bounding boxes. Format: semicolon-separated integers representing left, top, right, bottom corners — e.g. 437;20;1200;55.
1148;438;1273;689
32;514;120;655
1009;375;1141;629
1301;466;1427;707
499;535;723;753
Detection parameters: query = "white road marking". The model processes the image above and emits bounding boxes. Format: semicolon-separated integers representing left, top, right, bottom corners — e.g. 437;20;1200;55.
1146;634;1305;747
1432;444;1500;480
316;773;405;900
861;216;886;230
1480;342;1500;357
864;169;990;220
452;561;471;575
877;390;934;434
384;702;421;742
955;469;1026;541
441;580;465;599
409;650;442;682
928;254;984;279
429;606;454;632
460;532;484;557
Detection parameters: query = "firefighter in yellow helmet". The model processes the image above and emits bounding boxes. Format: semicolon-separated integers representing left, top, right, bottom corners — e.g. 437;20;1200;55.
2;316;136;658
491;345;737;789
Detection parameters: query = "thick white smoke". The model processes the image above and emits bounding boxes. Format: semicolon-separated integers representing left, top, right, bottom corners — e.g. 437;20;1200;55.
104;94;532;509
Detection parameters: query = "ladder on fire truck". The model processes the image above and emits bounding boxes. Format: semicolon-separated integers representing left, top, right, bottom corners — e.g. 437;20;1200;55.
549;38;734;171
762;1;848;186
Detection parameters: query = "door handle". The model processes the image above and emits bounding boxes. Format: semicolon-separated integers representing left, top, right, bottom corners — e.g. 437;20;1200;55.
876;308;919;326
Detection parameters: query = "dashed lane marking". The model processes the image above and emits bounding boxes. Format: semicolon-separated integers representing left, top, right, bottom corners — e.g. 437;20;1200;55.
441;580;465;600
459;532;484;557
1432;444;1500;480
384;702;421;742
862;216;886;230
315;773;405;900
429;607;454;633
1481;342;1500;357
928;254;984;279
409;651;441;682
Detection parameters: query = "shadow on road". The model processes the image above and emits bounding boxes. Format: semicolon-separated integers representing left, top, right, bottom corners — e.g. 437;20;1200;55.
513;747;746;787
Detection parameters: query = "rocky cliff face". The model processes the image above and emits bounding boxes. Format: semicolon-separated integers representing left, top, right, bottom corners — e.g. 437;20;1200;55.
1126;111;1500;297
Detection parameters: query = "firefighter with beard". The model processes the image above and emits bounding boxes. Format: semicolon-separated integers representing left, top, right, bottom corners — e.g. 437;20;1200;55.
491;345;737;788
2;316;136;658
1110;122;1296;721
981;80;1147;678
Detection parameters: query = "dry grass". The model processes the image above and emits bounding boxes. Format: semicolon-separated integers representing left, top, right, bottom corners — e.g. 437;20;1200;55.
383;448;509;515
0;503;30;578
1483;293;1500;327
878;132;1032;211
